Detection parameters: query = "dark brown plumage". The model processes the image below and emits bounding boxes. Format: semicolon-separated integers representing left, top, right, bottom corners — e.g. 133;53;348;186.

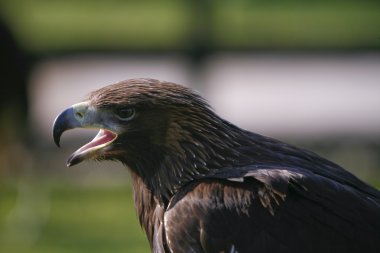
53;78;380;253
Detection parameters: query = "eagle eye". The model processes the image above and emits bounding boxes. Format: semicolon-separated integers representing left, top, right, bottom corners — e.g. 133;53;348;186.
115;107;135;121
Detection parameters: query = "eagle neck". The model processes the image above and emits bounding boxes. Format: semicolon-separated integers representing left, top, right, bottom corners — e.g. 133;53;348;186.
125;110;251;203
152;113;251;203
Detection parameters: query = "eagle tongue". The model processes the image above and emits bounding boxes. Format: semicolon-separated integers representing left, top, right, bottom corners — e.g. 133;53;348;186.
76;129;116;153
66;129;117;167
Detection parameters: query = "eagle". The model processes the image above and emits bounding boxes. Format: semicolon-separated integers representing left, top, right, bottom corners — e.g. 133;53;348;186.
53;78;380;253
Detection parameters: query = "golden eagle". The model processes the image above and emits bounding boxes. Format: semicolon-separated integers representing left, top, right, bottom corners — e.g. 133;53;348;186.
53;78;380;253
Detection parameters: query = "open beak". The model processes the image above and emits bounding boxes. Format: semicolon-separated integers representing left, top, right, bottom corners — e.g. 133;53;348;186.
53;102;117;167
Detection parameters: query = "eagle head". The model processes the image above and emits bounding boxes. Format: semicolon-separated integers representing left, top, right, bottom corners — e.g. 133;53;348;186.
53;78;239;197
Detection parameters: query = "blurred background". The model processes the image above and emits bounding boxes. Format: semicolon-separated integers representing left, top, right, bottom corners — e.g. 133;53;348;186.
0;0;379;252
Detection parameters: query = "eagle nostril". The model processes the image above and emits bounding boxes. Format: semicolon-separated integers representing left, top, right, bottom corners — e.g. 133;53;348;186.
75;112;84;119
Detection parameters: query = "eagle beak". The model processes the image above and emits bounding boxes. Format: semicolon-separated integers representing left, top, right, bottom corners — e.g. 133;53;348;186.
53;102;90;147
52;102;118;167
53;107;81;147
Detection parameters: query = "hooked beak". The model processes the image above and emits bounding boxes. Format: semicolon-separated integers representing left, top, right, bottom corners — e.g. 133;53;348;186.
52;102;118;167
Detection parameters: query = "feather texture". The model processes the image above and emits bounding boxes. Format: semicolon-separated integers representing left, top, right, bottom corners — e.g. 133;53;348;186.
60;79;380;252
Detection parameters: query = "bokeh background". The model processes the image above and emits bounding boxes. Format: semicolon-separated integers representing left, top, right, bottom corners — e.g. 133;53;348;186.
1;0;380;252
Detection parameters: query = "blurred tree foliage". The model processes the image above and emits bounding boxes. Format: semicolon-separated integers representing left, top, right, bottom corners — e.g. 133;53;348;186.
0;0;379;53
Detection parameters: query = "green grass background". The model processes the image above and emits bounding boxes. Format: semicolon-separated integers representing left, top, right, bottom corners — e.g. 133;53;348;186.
0;181;150;253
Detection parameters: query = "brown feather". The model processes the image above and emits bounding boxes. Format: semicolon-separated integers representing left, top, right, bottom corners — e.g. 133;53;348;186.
82;78;380;252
